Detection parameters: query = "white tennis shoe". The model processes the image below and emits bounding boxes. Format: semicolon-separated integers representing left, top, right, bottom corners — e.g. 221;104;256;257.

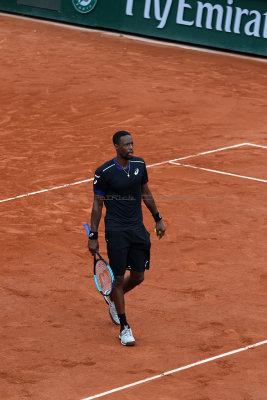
104;295;120;325
119;325;135;346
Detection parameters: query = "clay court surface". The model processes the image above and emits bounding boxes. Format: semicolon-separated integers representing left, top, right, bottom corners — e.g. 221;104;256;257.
0;13;267;400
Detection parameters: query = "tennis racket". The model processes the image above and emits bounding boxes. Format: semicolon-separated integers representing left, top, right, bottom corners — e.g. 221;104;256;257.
84;223;115;296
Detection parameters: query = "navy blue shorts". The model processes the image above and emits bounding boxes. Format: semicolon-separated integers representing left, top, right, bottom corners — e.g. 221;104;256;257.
105;225;151;277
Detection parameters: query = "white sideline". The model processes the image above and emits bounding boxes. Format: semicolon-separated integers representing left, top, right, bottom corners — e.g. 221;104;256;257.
246;143;267;149
81;340;267;400
170;162;267;184
1;142;266;204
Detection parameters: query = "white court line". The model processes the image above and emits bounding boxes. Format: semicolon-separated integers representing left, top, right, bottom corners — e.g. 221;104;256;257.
0;178;93;203
0;142;265;204
81;340;267;400
169;142;250;163
169;161;267;184
245;143;267;149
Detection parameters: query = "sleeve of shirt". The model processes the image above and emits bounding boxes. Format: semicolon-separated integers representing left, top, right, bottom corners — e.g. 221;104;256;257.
141;161;149;185
93;168;107;196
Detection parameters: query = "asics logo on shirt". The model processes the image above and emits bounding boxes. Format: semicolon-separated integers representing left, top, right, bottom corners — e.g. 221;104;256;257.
94;174;100;184
134;168;139;175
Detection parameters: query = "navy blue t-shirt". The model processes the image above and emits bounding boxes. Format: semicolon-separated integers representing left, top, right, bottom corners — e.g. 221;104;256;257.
93;156;148;230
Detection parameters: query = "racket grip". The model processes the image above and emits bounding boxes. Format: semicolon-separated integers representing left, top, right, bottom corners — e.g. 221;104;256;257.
84;223;91;237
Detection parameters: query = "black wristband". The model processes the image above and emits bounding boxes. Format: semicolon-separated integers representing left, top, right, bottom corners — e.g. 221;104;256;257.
88;231;98;240
152;212;162;222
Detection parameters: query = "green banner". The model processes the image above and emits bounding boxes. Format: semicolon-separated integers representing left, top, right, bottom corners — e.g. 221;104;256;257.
1;0;266;56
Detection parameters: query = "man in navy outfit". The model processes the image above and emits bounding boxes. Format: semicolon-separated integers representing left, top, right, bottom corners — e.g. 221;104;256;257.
88;131;165;346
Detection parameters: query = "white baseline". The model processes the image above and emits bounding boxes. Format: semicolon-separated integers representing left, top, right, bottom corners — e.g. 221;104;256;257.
81;340;267;400
0;142;266;204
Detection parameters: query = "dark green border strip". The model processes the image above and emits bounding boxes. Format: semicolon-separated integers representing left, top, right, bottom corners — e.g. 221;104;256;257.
1;0;266;57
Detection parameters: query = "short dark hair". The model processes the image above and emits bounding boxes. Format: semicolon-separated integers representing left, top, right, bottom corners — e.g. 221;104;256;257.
113;130;131;145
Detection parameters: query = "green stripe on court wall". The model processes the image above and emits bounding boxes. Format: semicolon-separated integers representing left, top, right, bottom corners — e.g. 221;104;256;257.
16;0;61;12
0;0;266;56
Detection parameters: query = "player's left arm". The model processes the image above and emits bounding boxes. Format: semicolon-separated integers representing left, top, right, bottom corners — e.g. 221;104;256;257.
141;183;165;239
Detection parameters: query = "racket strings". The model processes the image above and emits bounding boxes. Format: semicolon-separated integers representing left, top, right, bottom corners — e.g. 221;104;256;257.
95;259;112;294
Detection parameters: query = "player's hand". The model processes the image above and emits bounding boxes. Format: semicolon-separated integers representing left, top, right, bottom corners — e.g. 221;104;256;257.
88;239;99;256
155;220;165;239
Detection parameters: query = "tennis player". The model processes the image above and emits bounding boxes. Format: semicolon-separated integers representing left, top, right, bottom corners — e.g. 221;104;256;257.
88;131;165;346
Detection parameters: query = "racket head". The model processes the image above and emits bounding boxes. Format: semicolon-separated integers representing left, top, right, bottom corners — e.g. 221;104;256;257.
94;252;115;296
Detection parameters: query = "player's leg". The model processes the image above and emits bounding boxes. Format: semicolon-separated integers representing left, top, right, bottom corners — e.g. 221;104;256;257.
116;244;148;346
112;275;125;314
125;225;151;294
111;273;135;346
123;270;144;294
104;231;128;326
105;231;135;345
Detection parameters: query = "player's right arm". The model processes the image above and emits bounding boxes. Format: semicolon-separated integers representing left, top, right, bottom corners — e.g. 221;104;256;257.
88;167;107;255
88;194;104;255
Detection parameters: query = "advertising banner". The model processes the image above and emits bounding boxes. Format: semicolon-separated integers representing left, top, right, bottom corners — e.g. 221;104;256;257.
0;0;266;56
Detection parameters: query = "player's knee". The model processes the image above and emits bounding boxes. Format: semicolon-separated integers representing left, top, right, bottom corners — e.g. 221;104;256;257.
114;275;124;288
133;272;144;286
